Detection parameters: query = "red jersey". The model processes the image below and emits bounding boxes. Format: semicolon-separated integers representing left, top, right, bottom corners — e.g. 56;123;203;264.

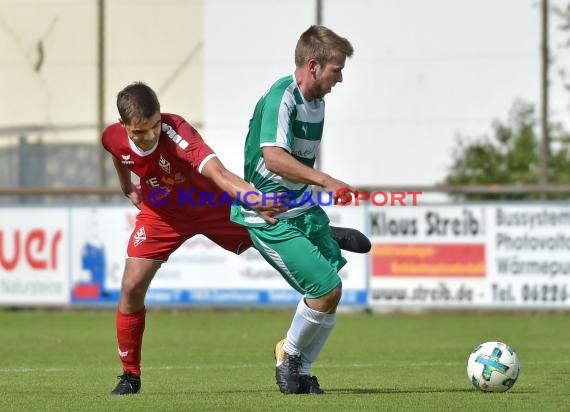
102;113;229;220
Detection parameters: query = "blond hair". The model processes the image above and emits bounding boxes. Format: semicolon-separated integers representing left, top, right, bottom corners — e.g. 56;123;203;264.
294;25;354;67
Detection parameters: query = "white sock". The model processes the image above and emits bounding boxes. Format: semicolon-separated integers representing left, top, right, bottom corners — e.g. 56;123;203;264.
300;313;336;375
282;298;328;356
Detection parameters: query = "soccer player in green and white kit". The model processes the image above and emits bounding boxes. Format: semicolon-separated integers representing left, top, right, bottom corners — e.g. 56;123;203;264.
231;25;358;394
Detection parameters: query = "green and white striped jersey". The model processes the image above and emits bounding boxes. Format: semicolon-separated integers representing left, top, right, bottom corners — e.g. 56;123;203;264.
232;75;326;226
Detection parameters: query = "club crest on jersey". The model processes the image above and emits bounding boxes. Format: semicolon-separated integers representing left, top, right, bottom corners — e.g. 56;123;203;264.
121;154;134;165
133;227;147;247
159;154;171;174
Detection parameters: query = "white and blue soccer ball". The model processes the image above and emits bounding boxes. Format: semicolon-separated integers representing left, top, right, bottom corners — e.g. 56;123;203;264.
467;341;520;392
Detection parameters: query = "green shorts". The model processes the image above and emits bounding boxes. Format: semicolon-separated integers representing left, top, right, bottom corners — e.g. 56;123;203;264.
245;207;346;299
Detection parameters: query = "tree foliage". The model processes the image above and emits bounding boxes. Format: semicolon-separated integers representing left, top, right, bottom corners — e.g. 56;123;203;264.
444;100;570;200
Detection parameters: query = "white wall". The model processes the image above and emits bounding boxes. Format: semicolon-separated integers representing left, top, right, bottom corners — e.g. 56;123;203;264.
2;0;569;187
204;0;570;186
0;0;203;144
203;0;314;176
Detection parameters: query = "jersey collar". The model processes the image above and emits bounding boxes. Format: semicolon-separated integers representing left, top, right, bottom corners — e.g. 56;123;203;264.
126;130;160;157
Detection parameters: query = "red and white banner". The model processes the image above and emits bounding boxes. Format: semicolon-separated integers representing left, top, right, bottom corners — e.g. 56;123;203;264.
0;208;70;304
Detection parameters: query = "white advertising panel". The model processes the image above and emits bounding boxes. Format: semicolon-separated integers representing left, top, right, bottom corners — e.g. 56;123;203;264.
368;205;487;308
368;204;570;309
0;208;70;304
8;202;570;310
69;205;368;306
488;205;570;308
69;206;136;303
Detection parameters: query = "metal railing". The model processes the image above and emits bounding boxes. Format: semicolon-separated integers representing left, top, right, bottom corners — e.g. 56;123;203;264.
2;184;570;197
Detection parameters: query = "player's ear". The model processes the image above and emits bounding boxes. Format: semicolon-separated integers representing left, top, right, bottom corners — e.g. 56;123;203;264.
308;58;320;74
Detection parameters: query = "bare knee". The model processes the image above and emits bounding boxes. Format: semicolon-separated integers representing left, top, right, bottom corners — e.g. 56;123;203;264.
121;277;147;302
306;285;342;313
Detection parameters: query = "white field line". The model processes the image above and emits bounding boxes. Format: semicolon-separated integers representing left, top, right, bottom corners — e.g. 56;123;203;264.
1;359;569;374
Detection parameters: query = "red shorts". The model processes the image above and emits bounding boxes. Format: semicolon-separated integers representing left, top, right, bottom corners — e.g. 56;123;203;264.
126;206;252;261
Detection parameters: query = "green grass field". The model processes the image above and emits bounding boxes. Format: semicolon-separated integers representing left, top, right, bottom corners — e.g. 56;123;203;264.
1;309;568;411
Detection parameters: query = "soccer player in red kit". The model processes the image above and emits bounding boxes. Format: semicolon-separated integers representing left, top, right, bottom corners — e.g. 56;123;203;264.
103;82;287;395
103;82;370;395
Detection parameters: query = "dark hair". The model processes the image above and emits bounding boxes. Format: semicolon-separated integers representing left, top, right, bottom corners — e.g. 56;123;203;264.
294;25;354;67
116;82;160;125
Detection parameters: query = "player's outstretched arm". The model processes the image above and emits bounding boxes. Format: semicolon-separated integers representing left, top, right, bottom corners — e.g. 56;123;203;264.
201;156;287;224
112;157;142;209
263;146;354;203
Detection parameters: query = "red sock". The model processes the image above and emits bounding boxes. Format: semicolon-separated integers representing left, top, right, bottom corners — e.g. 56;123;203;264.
116;307;146;376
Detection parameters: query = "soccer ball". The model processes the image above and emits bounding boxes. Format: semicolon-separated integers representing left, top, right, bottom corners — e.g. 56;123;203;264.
466;341;520;392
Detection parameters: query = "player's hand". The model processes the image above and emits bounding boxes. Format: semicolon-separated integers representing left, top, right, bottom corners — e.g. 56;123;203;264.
125;181;142;209
322;177;355;205
249;192;287;225
257;209;284;225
